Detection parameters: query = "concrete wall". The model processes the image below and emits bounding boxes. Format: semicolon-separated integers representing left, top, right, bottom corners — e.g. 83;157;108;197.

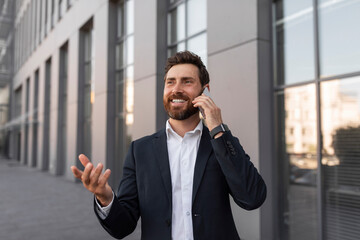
133;0;157;140
207;0;272;239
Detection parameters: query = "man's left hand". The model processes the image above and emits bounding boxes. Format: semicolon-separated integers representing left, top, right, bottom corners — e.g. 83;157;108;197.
192;93;223;134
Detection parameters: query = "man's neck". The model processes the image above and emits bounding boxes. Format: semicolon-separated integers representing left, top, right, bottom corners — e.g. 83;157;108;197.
168;114;201;138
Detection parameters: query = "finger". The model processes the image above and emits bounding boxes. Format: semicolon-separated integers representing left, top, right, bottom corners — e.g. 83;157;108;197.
78;154;90;168
71;166;83;179
90;163;103;184
193;95;214;106
82;162;93;185
98;169;111;187
193;98;213;109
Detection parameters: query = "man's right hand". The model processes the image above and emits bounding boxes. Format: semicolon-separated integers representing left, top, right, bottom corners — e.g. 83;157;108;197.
71;154;113;207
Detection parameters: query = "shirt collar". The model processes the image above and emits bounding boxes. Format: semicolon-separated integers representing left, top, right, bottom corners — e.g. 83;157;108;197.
166;119;203;139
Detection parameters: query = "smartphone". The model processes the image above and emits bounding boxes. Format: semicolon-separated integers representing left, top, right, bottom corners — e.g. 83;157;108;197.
199;87;211;119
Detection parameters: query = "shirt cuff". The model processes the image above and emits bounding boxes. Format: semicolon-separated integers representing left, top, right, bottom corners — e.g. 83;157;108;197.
94;191;114;220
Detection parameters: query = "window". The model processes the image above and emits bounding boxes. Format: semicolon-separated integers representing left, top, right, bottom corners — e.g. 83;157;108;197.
113;0;134;184
57;43;68;175
79;20;94;160
274;0;315;85
318;0;360;78
14;86;22;119
51;0;55;28
42;58;51;170
276;85;318;240
32;69;39;167
58;0;63;20
321;77;360;240
167;0;207;64
24;78;30;165
38;0;42;44
274;1;360;239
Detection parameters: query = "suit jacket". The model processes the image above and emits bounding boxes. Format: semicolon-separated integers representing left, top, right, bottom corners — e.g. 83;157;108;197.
95;126;266;240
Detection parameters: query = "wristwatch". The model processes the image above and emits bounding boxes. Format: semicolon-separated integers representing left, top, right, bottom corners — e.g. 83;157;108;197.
210;123;229;139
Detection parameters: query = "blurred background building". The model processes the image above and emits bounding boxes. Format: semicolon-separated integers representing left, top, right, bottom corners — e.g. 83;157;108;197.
1;0;359;239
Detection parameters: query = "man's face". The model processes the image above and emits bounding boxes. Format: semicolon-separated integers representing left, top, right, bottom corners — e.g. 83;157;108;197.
163;64;203;120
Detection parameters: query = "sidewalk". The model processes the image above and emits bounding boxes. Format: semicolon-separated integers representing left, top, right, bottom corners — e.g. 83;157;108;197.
0;159;141;240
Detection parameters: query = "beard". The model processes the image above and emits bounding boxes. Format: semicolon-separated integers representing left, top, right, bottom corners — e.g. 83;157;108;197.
163;92;200;120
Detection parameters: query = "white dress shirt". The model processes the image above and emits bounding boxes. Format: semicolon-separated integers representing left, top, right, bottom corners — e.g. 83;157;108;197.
166;120;202;240
96;120;203;240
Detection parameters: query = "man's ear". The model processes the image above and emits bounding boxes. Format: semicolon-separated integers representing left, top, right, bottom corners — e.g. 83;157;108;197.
204;84;210;91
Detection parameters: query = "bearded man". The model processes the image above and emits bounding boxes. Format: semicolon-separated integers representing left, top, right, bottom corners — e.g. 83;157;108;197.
71;51;267;240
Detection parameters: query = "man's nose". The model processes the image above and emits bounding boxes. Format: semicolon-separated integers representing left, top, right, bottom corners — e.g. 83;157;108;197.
172;82;184;94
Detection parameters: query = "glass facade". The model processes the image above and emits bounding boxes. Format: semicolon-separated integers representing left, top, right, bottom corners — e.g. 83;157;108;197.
318;0;360;78
57;43;68;175
24;78;30;165
167;0;207;64
274;0;360;239
276;85;318;240
32;69;39;167
81;22;94;160
14;86;22;119
274;0;315;85
42;58;51;170
114;0;134;179
321;77;360;240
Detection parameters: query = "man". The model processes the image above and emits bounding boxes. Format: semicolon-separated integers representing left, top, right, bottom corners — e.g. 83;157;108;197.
71;51;266;240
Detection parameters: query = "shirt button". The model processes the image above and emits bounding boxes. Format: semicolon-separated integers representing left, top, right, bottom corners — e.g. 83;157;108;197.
186;211;190;216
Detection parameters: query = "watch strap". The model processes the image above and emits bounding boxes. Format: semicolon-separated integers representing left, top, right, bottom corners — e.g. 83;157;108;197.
210;123;229;139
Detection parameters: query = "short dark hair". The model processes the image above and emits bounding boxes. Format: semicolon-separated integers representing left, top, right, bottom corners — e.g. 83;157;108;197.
164;51;210;86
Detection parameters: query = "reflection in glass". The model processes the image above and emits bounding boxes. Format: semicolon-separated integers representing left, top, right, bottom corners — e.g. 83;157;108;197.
321;77;360;240
126;66;134;114
274;0;315;85
318;0;360;78
187;0;206;37
126;0;134;34
126;35;134;65
115;42;124;69
116;72;124;114
84;32;92;61
168;3;185;45
82;26;93;159
187;33;207;65
58;44;68;175
114;0;134;183
117;3;124;38
168;42;186;58
277;84;318;240
84;64;92;84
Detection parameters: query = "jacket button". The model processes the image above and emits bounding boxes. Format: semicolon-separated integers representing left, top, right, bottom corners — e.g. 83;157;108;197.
166;219;171;227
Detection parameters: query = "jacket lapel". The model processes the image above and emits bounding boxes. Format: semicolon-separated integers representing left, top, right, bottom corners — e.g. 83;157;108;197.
153;130;172;205
192;126;212;203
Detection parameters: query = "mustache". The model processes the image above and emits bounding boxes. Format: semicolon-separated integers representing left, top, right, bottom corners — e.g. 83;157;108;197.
168;93;191;101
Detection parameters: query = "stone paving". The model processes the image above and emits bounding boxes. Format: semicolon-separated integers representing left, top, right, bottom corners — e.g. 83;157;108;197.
0;158;141;240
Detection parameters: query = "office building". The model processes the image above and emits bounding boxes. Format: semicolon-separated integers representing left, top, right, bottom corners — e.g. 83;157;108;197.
2;0;360;239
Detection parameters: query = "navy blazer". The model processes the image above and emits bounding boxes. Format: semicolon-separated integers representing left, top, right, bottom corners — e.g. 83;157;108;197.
95;126;266;240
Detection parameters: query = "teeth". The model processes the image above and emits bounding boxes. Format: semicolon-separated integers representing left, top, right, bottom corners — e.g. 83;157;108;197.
172;99;185;103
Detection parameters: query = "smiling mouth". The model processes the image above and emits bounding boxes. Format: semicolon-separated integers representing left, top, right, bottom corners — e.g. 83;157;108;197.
171;99;186;103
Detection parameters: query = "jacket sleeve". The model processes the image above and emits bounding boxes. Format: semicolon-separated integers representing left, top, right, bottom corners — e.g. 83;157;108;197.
94;141;140;239
211;131;267;210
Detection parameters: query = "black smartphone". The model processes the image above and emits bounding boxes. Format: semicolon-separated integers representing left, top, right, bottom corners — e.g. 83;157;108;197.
199;87;211;119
